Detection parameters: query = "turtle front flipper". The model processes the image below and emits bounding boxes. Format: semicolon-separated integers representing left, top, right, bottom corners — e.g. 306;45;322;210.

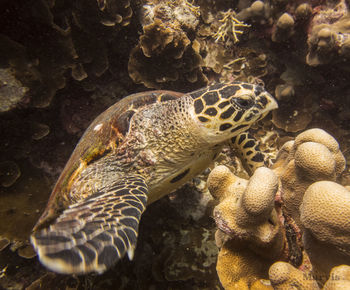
229;132;267;175
31;175;148;275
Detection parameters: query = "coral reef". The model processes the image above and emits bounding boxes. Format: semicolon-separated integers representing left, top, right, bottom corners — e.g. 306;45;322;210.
269;262;350;289
208;166;284;289
0;68;28;112
210;166;282;260
273;128;346;226
269;261;319;289
271;65;315;133
301;181;350;284
271;13;295;42
1;0;350;288
0;161;21;188
128;1;207;90
306;1;350;66
208;128;350;289
213;9;251;44
323;265;350;289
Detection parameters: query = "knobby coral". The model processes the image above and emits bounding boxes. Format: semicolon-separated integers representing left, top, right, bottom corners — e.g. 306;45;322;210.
273;128;346;226
300;181;350;284
208;166;285;288
208;128;349;289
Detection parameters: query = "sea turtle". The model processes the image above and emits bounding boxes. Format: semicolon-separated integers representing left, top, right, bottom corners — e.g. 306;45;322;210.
31;82;278;274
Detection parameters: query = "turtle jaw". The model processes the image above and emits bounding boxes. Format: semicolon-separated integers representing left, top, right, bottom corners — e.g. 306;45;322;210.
252;92;278;123
261;92;278;113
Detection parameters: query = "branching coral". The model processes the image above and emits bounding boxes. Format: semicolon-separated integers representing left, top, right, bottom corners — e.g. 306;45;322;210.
213;9;251;44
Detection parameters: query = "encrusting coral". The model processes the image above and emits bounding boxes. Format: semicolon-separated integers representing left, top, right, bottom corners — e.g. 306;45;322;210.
0;68;28;112
271;66;314;133
208;128;349;289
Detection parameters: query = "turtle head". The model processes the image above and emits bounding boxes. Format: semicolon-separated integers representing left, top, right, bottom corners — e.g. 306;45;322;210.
190;82;278;143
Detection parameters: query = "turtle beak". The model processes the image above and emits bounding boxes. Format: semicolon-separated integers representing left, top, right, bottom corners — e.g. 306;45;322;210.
261;92;278;113
254;92;278;121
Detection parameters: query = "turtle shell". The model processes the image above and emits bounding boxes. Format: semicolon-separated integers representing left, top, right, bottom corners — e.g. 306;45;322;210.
34;90;184;230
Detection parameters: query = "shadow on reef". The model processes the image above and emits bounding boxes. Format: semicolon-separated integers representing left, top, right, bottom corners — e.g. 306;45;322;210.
1;0;350;289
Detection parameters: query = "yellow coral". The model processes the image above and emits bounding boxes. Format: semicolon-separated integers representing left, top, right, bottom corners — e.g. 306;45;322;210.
269;262;319;289
209;129;350;289
208;166;285;289
273;128;345;226
214;9;251;43
300;181;350;284
323;265;350;289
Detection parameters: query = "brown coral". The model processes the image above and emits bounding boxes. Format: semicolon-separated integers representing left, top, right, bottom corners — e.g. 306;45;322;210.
269;263;350;289
0;68;28;112
306;2;350;66
128;1;207;90
236;1;271;24
271;13;295;42
210;166;281;250
271;76;313;133
0;161;21;188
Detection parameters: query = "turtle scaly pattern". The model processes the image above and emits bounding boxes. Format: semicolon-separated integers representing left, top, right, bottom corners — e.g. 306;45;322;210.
31;82;278;274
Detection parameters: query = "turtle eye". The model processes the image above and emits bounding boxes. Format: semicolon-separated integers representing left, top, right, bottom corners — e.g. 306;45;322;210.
232;96;255;109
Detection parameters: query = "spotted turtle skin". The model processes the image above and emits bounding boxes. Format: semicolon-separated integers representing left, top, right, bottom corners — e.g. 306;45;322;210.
31;82;278;274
